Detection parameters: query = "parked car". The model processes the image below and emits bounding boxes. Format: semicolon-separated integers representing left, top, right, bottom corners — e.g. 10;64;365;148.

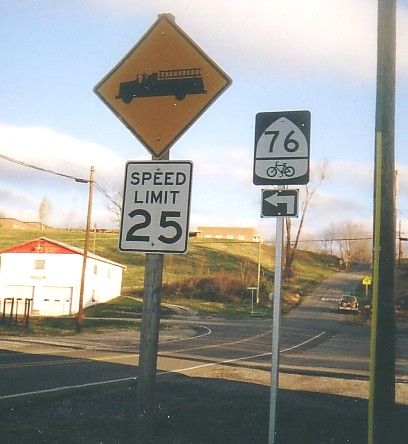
338;295;359;313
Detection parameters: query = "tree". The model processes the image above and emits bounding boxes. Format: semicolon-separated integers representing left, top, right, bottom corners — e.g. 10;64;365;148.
105;188;123;226
283;161;328;280
38;196;52;230
323;221;371;266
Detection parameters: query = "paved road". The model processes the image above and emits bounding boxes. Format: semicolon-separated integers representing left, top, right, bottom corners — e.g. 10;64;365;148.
1;265;407;402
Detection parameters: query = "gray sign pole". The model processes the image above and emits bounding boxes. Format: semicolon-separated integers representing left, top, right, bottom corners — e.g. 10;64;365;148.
137;252;164;419
268;200;284;444
137;151;169;423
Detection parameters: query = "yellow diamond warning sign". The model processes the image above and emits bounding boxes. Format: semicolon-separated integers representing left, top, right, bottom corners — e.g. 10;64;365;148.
94;14;232;158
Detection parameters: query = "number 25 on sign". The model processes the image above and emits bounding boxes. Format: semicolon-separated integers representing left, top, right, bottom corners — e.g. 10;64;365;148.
119;161;193;254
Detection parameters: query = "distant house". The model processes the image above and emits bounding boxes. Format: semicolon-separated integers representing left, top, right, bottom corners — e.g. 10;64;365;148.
0;217;51;230
0;237;125;317
0;217;52;230
196;227;262;242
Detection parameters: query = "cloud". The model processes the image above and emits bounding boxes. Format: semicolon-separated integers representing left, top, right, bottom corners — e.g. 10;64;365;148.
0;187;33;208
193;146;252;183
326;158;374;189
85;0;408;82
0;125;125;184
0;125;127;227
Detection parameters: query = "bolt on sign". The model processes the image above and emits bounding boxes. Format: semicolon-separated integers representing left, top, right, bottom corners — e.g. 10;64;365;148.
94;14;232;158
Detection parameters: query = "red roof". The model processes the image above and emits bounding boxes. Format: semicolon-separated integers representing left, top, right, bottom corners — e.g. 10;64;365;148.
2;238;75;254
1;237;125;268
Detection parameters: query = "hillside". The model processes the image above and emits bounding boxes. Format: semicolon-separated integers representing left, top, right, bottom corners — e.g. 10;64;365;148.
0;228;340;313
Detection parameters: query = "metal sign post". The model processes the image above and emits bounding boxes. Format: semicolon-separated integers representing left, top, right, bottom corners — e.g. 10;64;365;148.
269;213;284;444
253;110;310;444
137;251;164;421
247;286;258;315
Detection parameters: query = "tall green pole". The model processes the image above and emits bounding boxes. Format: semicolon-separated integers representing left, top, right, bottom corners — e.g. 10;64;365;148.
368;1;396;443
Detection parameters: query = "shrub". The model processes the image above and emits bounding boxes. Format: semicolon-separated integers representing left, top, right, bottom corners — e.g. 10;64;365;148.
164;272;247;302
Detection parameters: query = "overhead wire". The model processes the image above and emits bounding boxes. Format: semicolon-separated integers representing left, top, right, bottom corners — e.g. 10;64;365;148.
0;152;88;182
0;151;120;209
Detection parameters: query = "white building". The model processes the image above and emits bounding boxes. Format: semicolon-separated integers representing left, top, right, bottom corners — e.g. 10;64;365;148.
0;237;125;317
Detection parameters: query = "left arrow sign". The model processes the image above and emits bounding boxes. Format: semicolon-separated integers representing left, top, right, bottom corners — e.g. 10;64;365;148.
261;189;298;218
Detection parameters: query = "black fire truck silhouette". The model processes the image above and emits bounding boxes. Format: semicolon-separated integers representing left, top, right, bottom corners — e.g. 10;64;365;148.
116;68;206;103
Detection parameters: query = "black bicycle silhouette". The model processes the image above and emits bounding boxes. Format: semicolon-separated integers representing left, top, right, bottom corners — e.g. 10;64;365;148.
266;161;295;178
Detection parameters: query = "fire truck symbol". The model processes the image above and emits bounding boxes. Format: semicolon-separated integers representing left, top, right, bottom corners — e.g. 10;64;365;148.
117;67;206;103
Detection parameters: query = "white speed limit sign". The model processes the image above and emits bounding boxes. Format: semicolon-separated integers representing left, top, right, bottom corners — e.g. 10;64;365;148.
119;161;193;253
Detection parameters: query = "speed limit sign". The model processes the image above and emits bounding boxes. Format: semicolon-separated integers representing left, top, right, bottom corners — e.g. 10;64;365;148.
119;161;193;253
253;110;310;185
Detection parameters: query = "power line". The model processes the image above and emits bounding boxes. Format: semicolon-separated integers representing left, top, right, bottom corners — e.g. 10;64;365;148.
0;152;119;208
0;152;88;182
94;182;121;210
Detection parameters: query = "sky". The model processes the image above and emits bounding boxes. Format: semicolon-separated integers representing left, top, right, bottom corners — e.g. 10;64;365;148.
1;0;408;242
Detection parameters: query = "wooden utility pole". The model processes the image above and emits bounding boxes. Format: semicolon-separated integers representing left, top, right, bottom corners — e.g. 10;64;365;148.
76;165;95;333
137;253;164;419
369;1;396;442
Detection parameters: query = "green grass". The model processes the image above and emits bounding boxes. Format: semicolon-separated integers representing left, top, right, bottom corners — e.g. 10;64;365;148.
0;316;139;336
0;228;341;330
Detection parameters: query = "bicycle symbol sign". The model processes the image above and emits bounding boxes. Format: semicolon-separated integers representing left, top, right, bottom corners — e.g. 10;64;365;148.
253;110;310;185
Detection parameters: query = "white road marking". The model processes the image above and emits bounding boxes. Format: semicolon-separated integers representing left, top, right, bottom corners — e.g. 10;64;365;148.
0;376;138;400
281;331;326;353
0;331;327;401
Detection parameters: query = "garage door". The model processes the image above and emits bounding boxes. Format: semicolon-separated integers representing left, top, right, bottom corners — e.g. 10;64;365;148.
40;287;73;316
2;286;34;315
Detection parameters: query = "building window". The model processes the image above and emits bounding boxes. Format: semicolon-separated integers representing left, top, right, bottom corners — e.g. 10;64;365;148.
94;264;98;275
34;259;45;270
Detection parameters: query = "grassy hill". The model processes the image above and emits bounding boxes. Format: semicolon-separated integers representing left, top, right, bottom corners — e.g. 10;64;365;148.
0;228;340;316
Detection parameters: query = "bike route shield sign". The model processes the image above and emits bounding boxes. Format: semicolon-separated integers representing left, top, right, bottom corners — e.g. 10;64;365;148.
94;14;231;159
119;161;193;254
253;111;311;185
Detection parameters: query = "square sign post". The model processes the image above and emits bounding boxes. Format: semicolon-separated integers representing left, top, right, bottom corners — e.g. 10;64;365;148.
253;110;310;444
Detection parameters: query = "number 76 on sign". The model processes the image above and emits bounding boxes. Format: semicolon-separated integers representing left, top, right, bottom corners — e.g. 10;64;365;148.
253;110;311;186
